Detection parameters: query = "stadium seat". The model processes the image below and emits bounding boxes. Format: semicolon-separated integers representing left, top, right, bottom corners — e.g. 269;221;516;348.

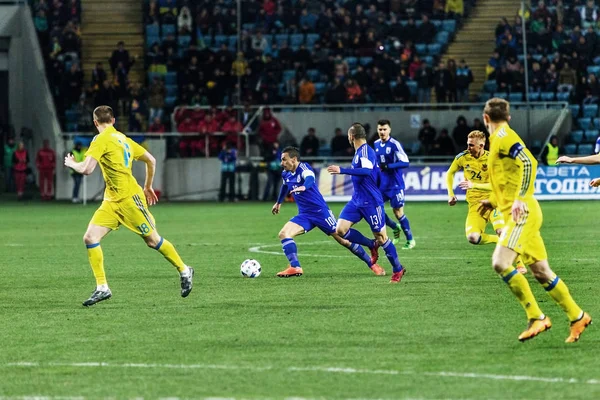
410;141;421;154
165;85;178;97
594;118;600;129
509;93;523;102
540;92;555;101
66;123;78;132
585;130;599;143
427;44;441;56
583;104;599;118
422;56;433;65
564;144;577;154
65;110;78;123
587;65;600;76
145;24;159;37
277;83;285;98
406;80;417;97
282;69;296;82
494;92;508;100
146;35;160;47
359;57;373;66
162;24;176;38
202;35;212;47
483;80;497;93
242;23;255;31
431;20;442;28
435;31;449;45
306;69;320;81
578;144;594;155
228;35;237;49
415;43;427;55
569;104;580;118
314;82;326;95
528;92;541;101
345;56;358;69
306;33;319;47
578;118;592;130
178;35;192;49
165;96;177;108
290;34;304;47
147;72;164;81
275;34;288;46
556;92;570;101
389;80;397;89
568;130;584;144
165;72;177;85
442;19;456;33
214;35;228;47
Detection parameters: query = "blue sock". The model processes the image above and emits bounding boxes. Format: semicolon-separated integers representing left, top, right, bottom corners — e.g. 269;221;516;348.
348;243;372;267
382;239;403;273
281;238;300;268
385;213;399;229
343;229;376;249
398;215;413;241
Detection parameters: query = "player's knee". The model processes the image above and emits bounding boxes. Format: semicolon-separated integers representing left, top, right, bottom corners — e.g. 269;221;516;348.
335;226;347;237
467;233;481;244
145;236;160;248
278;229;288;240
491;258;511;274
83;232;98;245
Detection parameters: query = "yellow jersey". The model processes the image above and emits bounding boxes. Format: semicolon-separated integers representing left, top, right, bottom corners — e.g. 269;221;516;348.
488;123;537;214
446;150;492;204
86;125;147;202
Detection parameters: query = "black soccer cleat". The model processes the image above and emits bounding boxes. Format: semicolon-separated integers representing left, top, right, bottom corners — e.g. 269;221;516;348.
82;289;112;307
180;267;194;298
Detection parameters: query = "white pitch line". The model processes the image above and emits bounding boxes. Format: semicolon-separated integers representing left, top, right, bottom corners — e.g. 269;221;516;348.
249;241;348;258
3;361;599;386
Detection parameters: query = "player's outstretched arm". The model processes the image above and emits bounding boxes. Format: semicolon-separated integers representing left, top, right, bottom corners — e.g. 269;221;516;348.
557;154;600;165
137;151;159;205
64;154;98;175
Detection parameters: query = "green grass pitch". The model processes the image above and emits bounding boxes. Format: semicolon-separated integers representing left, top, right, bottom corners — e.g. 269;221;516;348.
0;200;598;399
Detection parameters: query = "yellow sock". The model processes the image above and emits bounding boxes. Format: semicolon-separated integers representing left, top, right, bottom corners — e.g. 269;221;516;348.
155;237;186;272
500;266;543;320
86;243;107;286
479;233;498;245
543;276;583;322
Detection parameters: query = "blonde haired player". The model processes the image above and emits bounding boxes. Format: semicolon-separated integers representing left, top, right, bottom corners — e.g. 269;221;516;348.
64;106;194;306
479;98;591;342
446;130;526;274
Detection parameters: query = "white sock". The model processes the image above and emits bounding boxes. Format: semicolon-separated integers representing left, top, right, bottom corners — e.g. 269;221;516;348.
97;284;109;291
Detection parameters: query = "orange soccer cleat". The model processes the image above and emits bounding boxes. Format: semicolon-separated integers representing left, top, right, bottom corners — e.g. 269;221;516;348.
370;264;386;276
518;316;552;342
370;241;380;265
389;269;405;284
276;266;304;278
565;312;592;343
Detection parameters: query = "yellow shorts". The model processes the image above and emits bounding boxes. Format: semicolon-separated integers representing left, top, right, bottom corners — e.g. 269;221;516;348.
90;192;156;237
498;199;547;265
465;203;505;235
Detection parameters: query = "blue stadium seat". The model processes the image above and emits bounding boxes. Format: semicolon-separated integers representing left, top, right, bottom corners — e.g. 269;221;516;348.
359;57;373;66
345;56;358;69
66;123;78;132
570;104;580;117
415;20;423;27
306;69;320;81
410;141;421;154
556;92;570;101
427;44;441;56
214;35;228;47
431;20;442;28
442;19;456;33
528;92;541;101
583;104;599;118
406;80;417;97
563;144;577;154
228;35;237;49
165;85;178;97
509;93;523;102
145;24;159;37
290;33;304;47
540;92;555;101
202;35;212;47
165;96;177;108
282;69;296;82
587;65;600;76
415;43;427;55
162;24;176;38
146;35;160;47
314;82;326;95
578;117;592;130
422;56;433;65
275;34;288;46
306;33;319;47
178;35;192;49
435;31;449;45
586;130;599;143
478;92;492;101
389;80;397;89
594;118;600;129
242;23;255;31
147;72;164;81
569;130;584;144
494;92;508;100
277;83;286;98
65;110;78;123
578;144;594;155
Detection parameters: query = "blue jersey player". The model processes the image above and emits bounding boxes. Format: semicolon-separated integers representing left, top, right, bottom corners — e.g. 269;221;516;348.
272;147;385;277
374;119;415;249
327;123;406;283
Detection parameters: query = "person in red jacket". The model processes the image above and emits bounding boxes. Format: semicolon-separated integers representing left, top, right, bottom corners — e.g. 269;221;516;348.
36;139;56;200
177;116;198;157
148;117;166;133
12;141;29;200
258;108;281;147
221;115;243;149
194;113;220;156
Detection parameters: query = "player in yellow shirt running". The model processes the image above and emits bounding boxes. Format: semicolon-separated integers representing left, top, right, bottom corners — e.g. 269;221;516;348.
446;130;526;274
64;106;194;306
478;98;591;342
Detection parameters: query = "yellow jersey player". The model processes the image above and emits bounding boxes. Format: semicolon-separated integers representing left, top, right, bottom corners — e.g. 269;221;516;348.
64;106;194;306
479;98;591;342
446;130;526;274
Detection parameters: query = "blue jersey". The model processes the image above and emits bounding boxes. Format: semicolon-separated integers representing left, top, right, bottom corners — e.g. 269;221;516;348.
596;136;600;154
282;162;328;214
350;143;384;207
374;137;409;190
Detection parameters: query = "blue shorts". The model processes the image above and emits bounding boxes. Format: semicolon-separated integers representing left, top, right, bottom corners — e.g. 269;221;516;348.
382;188;405;209
339;202;386;232
290;209;337;235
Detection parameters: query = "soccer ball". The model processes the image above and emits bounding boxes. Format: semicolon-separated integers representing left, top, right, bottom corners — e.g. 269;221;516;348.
240;259;262;278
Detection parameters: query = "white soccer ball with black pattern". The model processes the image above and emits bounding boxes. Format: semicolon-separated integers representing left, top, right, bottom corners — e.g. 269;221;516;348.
240;259;262;278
